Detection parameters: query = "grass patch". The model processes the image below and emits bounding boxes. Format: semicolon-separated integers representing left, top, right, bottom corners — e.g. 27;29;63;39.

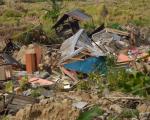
0;0;149;44
77;106;103;120
107;67;150;97
3;9;22;18
120;108;139;118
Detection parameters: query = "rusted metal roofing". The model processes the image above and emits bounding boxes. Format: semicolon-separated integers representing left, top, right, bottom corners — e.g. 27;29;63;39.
52;9;91;28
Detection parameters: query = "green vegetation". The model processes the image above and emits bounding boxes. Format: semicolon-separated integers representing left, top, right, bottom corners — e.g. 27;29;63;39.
43;0;62;22
0;0;149;42
19;76;29;90
3;10;22;18
107;68;150;97
105;54;150;97
1;116;9;120
31;88;41;98
5;81;13;93
76;54;150;97
120;109;139;119
0;0;150;98
78;106;103;120
76;72;104;92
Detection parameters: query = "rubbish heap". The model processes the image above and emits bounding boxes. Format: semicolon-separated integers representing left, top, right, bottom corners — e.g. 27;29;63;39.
0;23;149;120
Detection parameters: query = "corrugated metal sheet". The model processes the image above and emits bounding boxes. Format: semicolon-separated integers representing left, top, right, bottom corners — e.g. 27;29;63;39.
52;9;91;28
67;9;91;21
59;29;105;64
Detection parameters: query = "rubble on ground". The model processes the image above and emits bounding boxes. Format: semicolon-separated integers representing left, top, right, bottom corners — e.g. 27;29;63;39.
0;19;149;120
7;91;150;120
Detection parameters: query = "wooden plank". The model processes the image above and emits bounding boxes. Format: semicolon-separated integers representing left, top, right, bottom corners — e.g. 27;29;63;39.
12;99;33;106
6;94;38;113
106;28;129;36
60;67;78;81
7;104;24;110
68;57;84;61
14;95;37;102
0;98;5;112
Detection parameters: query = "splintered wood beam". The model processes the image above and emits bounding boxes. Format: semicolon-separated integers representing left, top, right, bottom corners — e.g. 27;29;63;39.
105;28;129;36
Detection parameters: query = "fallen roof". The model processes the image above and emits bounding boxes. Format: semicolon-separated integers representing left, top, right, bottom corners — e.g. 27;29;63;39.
52;9;91;28
59;29;105;64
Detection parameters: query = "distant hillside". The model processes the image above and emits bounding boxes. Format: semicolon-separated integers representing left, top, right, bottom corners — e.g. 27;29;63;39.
0;0;149;42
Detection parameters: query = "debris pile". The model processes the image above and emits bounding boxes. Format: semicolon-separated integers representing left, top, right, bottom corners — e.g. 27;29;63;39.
0;9;149;120
8;91;150;120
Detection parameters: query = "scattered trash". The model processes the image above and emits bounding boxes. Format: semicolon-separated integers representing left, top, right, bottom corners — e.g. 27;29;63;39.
29;77;54;87
0;5;149;120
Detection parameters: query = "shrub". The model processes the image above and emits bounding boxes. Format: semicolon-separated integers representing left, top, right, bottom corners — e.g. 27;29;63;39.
19;76;29;90
31;88;41;98
5;81;13;93
107;67;150;97
78;106;104;120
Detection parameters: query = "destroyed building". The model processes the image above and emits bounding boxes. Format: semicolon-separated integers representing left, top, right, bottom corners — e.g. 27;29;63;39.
0;1;150;119
52;9;92;38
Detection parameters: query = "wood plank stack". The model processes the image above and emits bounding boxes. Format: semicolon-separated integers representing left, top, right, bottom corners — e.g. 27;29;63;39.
0;65;12;81
7;94;38;113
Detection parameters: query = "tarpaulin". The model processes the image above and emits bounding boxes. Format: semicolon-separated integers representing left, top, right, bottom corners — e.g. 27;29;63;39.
64;56;106;74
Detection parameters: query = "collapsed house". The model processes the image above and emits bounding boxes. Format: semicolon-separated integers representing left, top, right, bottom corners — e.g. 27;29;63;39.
59;29;106;74
52;9;92;38
92;28;130;53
